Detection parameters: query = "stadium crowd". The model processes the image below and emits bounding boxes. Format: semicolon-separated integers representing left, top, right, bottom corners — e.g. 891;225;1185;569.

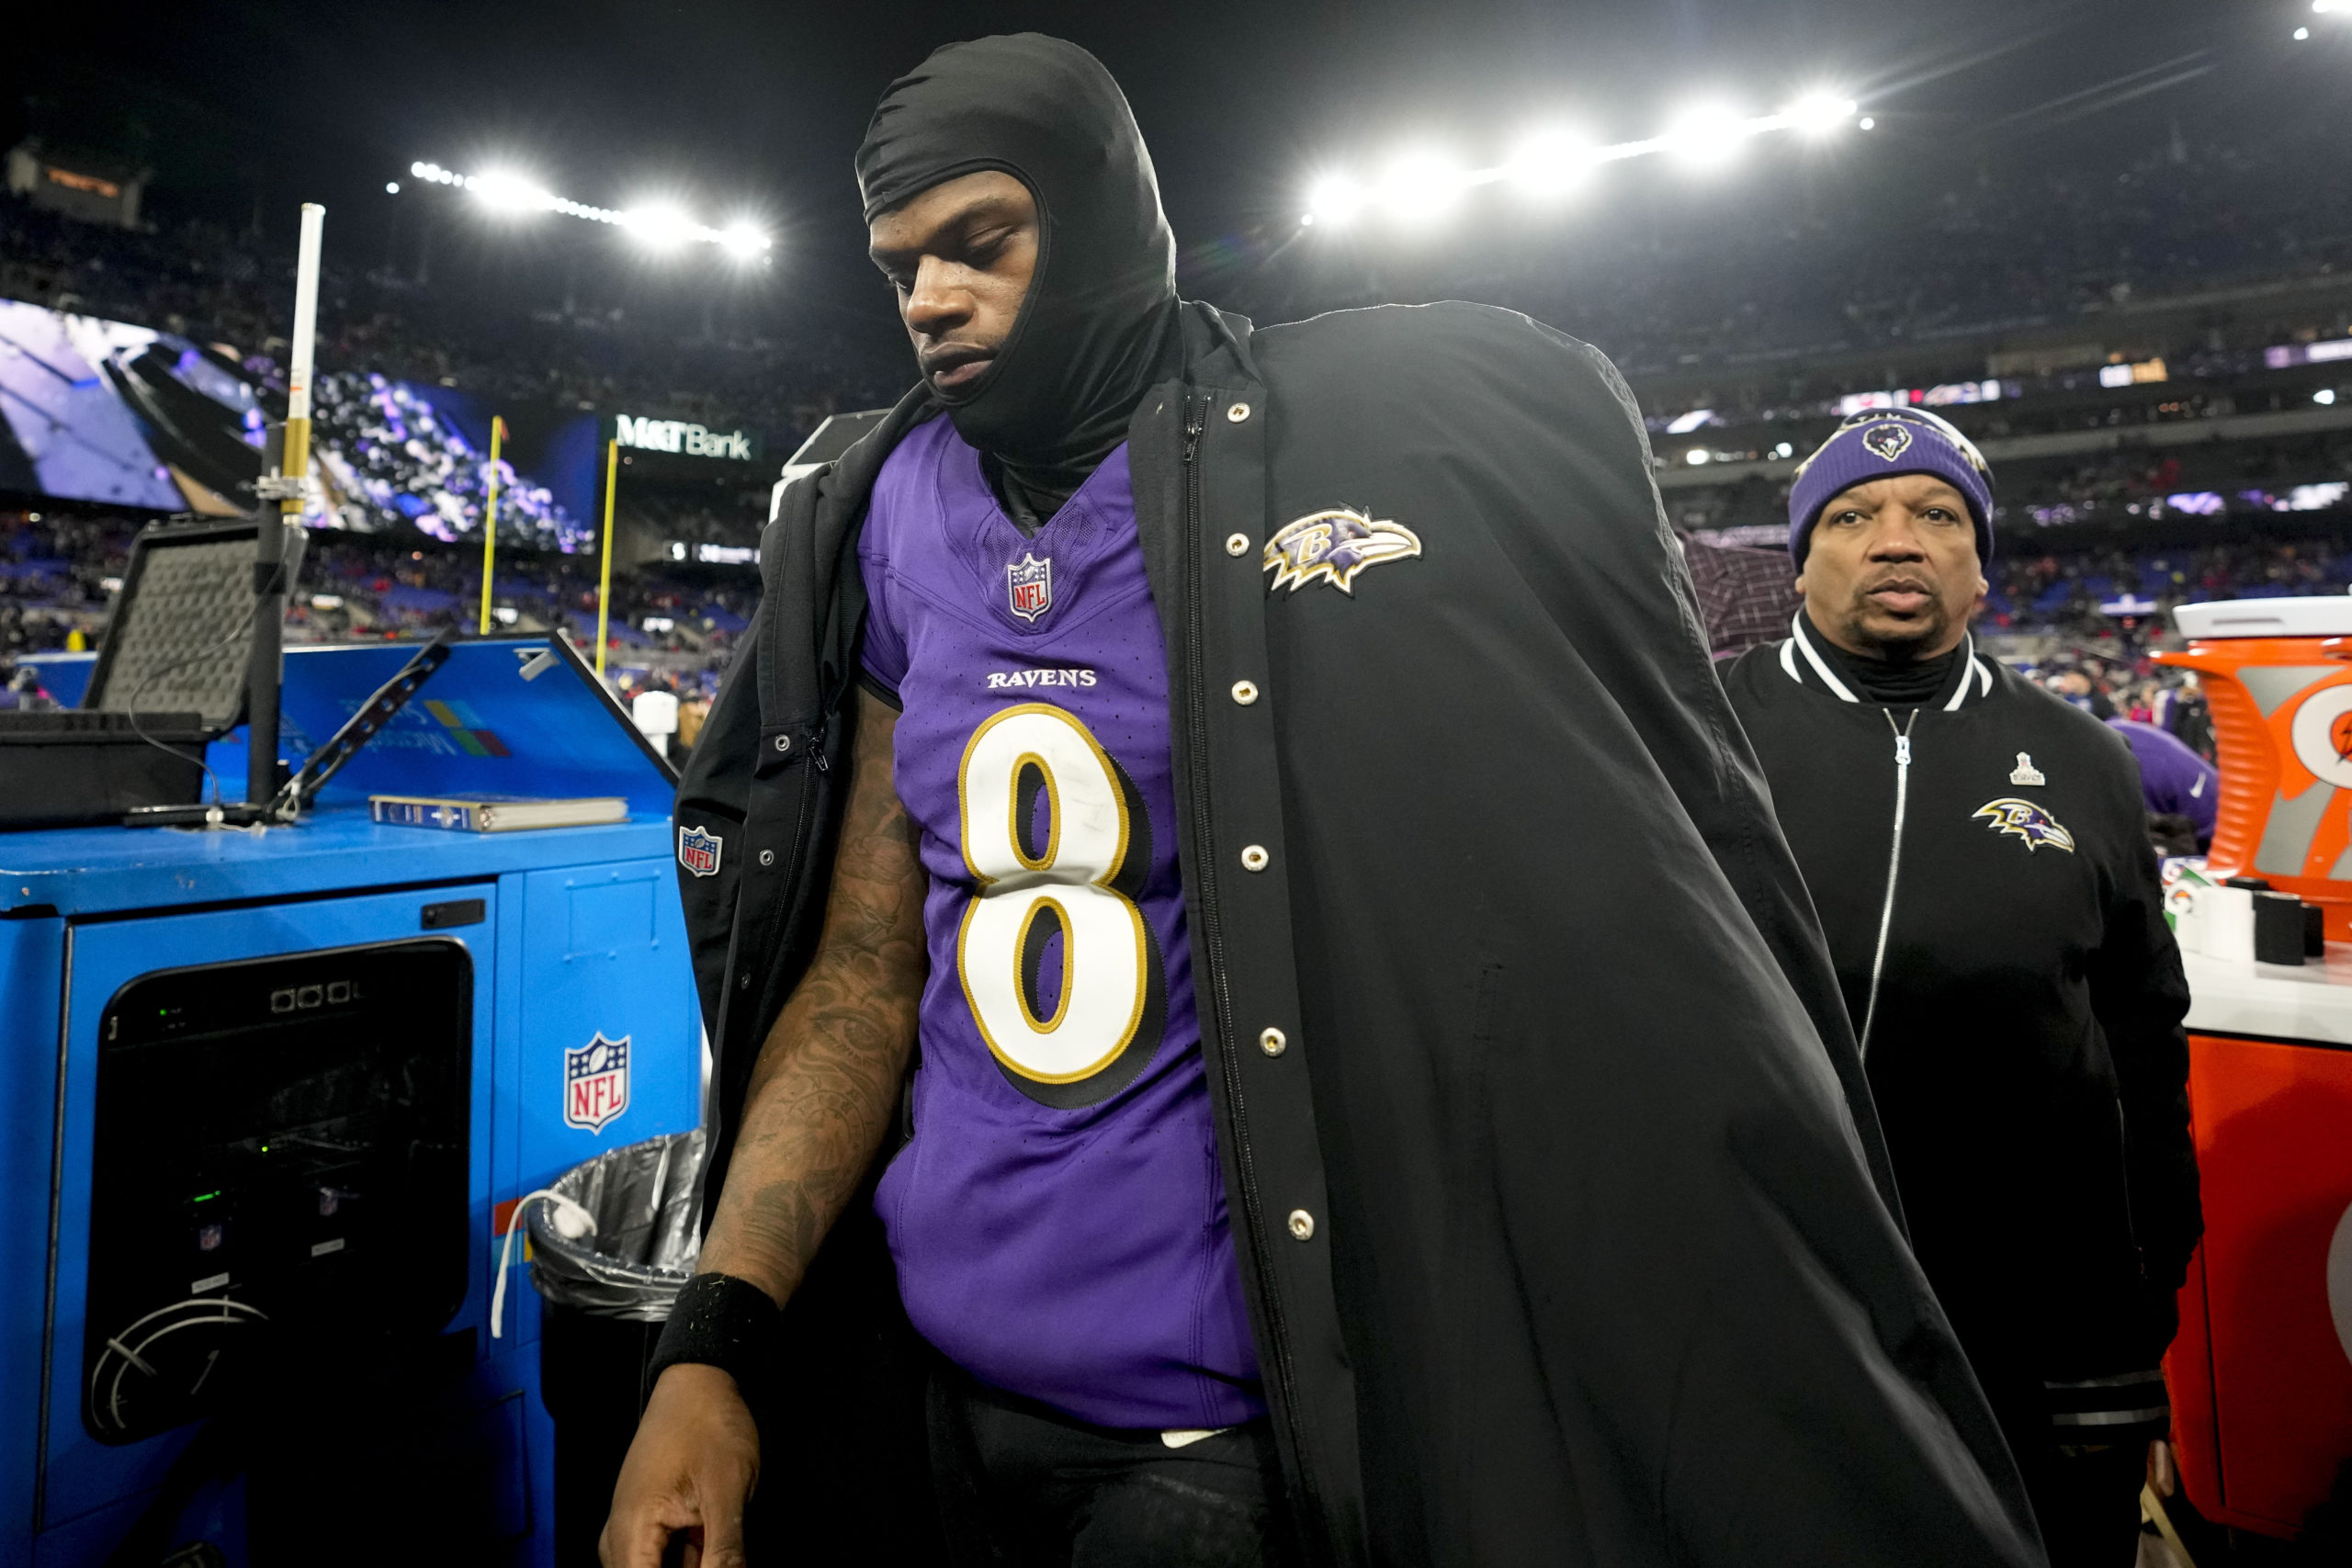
0;507;748;705
1258;121;2352;383
6;109;2352;738
6;495;2335;749
0;198;902;446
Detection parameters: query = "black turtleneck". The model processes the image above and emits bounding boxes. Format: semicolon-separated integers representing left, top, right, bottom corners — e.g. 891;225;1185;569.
1803;611;1966;705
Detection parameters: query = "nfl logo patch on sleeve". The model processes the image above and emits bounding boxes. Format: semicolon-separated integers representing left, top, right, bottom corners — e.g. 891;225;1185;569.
678;825;722;877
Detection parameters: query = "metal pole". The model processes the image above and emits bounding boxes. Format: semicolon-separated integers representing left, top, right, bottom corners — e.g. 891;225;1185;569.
248;200;322;807
283;203;322;510
595;437;617;679
479;414;503;634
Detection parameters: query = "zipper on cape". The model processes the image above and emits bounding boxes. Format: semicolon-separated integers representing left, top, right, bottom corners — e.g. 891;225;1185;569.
1858;709;1919;1056
1177;390;1309;1489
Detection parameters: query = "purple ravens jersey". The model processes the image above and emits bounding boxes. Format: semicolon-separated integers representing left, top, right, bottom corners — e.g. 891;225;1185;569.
858;415;1263;1431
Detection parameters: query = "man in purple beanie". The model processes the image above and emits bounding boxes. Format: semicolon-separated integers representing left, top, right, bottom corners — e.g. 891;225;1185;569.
1722;407;2201;1567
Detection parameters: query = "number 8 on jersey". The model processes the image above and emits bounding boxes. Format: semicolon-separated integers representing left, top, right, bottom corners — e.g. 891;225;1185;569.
956;704;1167;1107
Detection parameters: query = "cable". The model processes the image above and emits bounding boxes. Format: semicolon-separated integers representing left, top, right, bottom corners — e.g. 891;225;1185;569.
86;1294;269;1438
489;1189;596;1340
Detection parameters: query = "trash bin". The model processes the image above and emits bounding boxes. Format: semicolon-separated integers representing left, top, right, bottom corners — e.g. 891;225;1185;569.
526;1129;702;1568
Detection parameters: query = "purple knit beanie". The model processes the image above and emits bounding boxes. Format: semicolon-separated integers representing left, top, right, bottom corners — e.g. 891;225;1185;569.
1787;408;1996;567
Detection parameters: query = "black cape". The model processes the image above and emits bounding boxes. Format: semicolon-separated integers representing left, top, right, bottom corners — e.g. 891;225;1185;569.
674;300;2046;1567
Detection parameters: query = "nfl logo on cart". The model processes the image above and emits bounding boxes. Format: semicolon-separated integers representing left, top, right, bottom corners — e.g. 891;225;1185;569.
677;825;721;878
565;1033;631;1133
1007;554;1052;623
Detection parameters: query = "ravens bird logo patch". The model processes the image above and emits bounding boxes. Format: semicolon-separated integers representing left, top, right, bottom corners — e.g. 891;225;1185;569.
1262;508;1422;595
1862;422;1914;462
1973;797;2075;854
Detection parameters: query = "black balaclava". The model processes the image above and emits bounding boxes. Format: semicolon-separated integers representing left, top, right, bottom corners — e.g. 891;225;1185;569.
855;35;1182;525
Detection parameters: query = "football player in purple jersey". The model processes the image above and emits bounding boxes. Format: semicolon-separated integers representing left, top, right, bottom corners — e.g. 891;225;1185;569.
605;35;2045;1568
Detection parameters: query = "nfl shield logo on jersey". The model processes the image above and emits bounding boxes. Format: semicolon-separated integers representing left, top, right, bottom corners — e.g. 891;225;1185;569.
565;1033;631;1133
677;824;721;878
1007;554;1053;623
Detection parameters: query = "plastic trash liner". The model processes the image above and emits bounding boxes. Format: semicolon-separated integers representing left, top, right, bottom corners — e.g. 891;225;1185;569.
526;1129;701;1566
526;1128;702;1315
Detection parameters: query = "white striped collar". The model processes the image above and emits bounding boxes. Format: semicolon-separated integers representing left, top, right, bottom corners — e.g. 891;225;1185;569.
1780;613;1993;710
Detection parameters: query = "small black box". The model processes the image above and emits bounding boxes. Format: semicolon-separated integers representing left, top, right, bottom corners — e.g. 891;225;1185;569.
0;711;208;829
2253;891;2308;966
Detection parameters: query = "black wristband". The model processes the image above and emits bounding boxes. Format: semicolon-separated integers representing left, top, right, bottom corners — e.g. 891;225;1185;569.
646;1272;780;1403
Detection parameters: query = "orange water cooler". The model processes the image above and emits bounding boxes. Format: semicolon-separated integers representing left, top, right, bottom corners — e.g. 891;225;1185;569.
2156;598;2352;1539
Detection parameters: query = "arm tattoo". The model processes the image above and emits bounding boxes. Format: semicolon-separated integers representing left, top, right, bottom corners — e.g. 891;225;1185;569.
699;691;927;1304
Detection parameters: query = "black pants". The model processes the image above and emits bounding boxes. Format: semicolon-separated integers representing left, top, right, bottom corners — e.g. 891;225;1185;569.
927;1366;1294;1568
2026;1441;2149;1568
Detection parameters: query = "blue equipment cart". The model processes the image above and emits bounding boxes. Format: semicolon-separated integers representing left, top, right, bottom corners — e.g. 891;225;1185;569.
1;637;698;1568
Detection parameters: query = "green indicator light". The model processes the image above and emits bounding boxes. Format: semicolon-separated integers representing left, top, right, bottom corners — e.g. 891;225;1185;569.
259;1145;270;1154
192;1190;220;1203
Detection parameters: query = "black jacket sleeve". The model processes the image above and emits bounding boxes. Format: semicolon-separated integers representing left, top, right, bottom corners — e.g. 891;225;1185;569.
2088;754;2202;1299
673;617;762;1055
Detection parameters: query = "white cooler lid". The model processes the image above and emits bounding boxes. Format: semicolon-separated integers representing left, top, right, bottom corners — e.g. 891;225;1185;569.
2174;596;2352;639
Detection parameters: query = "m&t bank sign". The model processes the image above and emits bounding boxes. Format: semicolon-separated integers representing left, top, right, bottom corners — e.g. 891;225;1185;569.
610;415;762;462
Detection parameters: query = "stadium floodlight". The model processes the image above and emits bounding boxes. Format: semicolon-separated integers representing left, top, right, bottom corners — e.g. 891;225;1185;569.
1663;105;1755;166
385;182;400;195
1684;448;1712;466
2296;26;2312;37
1783;92;1861;134
1377;151;1470;220
1301;85;1861;229
621;204;695;250
406;159;771;252
1505;130;1598;196
1307;174;1366;226
471;171;556;216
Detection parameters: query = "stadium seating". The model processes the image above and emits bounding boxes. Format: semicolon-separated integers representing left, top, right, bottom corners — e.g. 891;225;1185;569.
5;112;2351;711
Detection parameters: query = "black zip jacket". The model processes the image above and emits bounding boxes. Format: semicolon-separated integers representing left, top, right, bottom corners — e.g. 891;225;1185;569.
1722;617;2200;1451
674;301;2043;1566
